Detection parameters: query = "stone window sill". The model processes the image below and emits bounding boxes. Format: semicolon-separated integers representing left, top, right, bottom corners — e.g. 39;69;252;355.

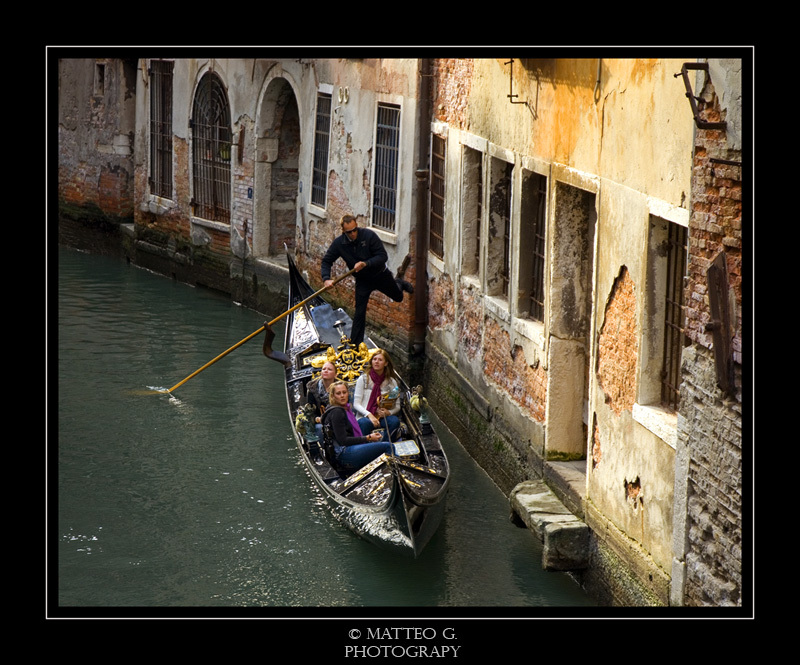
632;403;677;449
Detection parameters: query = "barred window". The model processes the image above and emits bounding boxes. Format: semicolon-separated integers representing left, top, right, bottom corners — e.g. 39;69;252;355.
661;221;688;410
519;170;547;321
191;72;231;224
429;134;445;259
149;60;173;200
311;92;332;207
372;103;401;232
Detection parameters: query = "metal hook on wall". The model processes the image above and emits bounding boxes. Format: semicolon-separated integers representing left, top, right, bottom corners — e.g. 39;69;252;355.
504;59;536;118
674;62;726;130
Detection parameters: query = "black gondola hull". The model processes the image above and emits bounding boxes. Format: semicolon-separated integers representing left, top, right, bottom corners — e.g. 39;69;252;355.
279;254;449;557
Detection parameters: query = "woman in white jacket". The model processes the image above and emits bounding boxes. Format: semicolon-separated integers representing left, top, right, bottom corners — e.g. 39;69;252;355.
353;349;402;441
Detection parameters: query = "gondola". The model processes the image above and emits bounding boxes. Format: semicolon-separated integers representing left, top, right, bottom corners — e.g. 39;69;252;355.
272;252;449;557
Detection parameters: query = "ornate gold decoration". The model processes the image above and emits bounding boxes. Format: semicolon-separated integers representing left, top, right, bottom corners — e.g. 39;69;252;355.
308;336;375;384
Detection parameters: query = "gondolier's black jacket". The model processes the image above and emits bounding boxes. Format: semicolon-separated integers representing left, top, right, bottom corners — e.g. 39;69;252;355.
321;227;388;282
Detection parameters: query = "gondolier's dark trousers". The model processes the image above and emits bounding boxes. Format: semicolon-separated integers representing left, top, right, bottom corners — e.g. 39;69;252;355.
351;268;404;345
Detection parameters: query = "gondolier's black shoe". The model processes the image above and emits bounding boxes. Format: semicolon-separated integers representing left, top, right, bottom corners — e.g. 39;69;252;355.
396;278;414;295
395;254;411;280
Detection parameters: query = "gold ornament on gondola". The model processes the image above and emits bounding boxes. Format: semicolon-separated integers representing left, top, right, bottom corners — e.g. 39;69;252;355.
309;335;374;384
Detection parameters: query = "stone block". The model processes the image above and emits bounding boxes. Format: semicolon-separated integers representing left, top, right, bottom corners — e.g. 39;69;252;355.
511;480;590;571
542;520;590;571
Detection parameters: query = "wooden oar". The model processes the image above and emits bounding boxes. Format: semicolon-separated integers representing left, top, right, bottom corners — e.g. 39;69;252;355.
155;266;357;395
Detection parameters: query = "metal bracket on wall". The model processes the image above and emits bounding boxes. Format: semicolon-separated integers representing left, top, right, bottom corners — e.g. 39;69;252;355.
675;62;727;130
505;59;537;118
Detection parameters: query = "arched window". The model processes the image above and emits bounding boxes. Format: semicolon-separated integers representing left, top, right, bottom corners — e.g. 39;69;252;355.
191;72;231;224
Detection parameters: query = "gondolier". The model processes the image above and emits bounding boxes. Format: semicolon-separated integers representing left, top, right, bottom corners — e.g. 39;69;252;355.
321;214;413;346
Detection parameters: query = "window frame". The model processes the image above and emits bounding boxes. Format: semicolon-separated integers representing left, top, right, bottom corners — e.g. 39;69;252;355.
371;102;402;233
459;141;485;280
518;169;548;322
311;90;332;209
633;209;690;448
429;133;446;260
190;71;232;225
148;60;174;201
486;155;514;300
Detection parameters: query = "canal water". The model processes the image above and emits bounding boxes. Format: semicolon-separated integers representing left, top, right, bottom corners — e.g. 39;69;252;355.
54;245;595;619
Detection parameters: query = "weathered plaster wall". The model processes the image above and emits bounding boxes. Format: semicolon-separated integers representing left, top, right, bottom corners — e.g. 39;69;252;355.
293;58;422;354
58;58;137;252
424;57;697;603
126;58;424;347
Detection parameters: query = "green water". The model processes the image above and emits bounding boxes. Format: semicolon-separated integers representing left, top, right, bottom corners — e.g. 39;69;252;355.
53;246;595;618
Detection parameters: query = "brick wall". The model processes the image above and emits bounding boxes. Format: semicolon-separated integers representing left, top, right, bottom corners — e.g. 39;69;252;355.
596;266;639;415
679;344;742;606
431;59;474;128
428;273;455;330
684;102;743;363
679;68;744;607
456;284;483;362
483;318;547;422
295;198;418;354
59;128;134;226
232;117;256;253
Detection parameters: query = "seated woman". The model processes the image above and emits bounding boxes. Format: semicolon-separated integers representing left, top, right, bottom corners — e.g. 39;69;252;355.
306;360;337;440
352;349;401;442
321;381;393;471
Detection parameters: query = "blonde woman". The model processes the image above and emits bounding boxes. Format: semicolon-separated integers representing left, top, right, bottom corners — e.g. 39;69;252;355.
306;360;337;440
321;380;393;471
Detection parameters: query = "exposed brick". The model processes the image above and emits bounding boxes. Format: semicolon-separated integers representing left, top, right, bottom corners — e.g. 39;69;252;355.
596;266;638;415
482;318;547;422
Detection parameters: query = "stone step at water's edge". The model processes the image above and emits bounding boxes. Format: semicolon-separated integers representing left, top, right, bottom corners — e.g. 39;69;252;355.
510;479;590;571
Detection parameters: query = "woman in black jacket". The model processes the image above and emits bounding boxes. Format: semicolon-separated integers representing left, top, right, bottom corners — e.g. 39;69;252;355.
321;380;393;471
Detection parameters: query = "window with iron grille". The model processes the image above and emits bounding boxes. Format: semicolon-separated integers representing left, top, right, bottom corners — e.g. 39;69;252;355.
429;134;445;259
518;170;547;321
149;60;173;200
372;103;401;232
311;92;332;208
191;72;231;224
661;221;688;410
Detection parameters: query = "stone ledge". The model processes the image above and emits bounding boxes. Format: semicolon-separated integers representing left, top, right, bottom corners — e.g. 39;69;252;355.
510;479;590;571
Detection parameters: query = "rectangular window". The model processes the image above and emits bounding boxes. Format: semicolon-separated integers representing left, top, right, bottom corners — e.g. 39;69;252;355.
311;92;332;207
94;62;106;96
429;134;445;259
518;170;547;321
460;146;483;277
661;221;688;410
149;60;173;200
487;157;513;298
372;103;401;232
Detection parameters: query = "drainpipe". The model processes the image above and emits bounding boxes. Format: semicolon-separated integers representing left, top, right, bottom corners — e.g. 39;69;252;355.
413;58;432;355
